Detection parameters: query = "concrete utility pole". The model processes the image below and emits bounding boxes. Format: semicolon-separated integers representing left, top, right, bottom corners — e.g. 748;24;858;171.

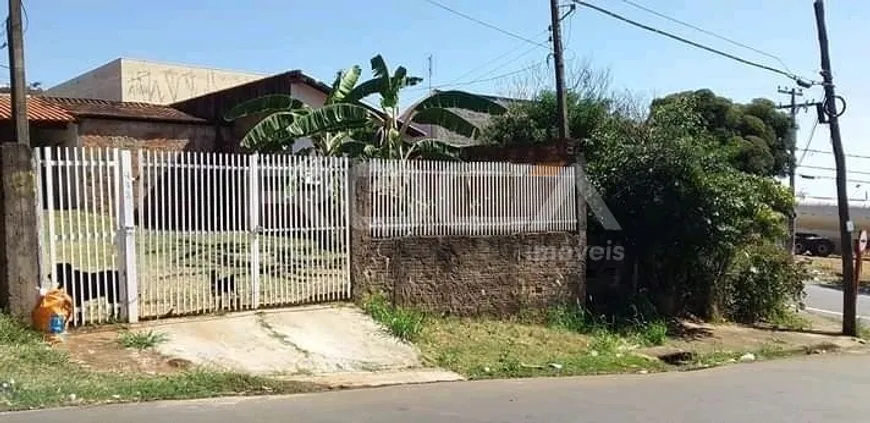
778;86;802;255
549;0;570;140
813;0;856;336
6;0;28;145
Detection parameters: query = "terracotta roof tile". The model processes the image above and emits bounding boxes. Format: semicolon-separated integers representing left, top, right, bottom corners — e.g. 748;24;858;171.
38;96;207;123
0;94;75;122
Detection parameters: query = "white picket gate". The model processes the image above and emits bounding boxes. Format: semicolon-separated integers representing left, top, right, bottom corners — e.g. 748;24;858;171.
34;147;351;326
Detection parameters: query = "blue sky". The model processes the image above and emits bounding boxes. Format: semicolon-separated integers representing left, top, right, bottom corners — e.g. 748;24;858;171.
12;0;870;198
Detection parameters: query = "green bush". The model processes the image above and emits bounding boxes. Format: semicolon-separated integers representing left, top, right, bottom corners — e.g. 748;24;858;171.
722;242;807;323
585;94;795;321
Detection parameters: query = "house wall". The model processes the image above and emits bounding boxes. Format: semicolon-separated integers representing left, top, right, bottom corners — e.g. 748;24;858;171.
68;117;222;217
0;122;75;145
226;82;323;154
44;58;265;105
119;59;266;105
31;124;77;147
77;117;218;152
43;59;124;101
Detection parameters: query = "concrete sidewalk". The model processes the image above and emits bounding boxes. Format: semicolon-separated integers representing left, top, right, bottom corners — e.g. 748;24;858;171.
137;305;463;386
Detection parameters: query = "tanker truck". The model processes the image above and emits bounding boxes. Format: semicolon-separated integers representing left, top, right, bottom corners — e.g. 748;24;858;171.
794;197;870;256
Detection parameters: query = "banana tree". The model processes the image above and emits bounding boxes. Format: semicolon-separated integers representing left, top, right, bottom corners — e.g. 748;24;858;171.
342;55;508;160
224;54;508;160
224;65;376;155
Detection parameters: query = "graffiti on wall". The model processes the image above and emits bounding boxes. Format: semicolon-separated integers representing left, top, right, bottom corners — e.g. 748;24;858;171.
125;68;262;104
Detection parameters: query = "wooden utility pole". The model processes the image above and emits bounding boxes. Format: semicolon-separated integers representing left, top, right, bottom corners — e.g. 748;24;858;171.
6;0;28;145
778;86;802;255
813;0;856;336
549;0;570;140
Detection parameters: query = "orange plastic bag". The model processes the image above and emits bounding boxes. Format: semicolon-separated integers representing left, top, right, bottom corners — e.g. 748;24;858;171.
31;288;74;343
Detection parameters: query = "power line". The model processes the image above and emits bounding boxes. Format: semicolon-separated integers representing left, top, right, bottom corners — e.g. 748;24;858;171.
796;117;819;166
801;148;870;161
458;43;543;85
423;61;546;91
798;164;870;177
798;174;870;185
573;1;812;85
0;0;27;50
613;0;794;74
445;31;549;87
422;0;550;50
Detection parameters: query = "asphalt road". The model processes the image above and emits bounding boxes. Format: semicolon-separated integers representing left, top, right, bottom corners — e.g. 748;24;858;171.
804;282;870;324
5;353;870;423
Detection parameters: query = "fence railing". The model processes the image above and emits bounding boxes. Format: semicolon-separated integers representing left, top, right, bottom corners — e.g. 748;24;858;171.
35;146;352;326
370;159;578;238
34;146;580;325
34;147;123;326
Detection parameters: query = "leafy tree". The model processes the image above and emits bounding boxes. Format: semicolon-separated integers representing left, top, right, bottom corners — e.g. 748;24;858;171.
481;90;614;146
649;89;793;177
225;55;507;159
0;81;43;94
586;94;801;320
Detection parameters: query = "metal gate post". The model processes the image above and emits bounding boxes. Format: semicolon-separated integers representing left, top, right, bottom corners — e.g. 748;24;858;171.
116;149;139;322
249;154;261;309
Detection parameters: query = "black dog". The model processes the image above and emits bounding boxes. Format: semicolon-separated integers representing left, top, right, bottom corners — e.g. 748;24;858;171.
51;262;121;323
210;269;240;310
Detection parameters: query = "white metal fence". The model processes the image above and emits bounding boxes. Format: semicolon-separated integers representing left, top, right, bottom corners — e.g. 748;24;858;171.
35;147;125;326
35;147;351;326
370;159;578;238
34;147;579;326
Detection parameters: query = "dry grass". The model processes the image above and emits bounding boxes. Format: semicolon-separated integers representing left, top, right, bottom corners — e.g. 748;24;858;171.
801;255;870;284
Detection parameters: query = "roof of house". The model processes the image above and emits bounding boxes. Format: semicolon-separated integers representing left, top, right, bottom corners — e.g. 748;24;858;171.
172;69;428;137
0;94;208;124
0;94;76;122
38;96;208;124
424;90;528;146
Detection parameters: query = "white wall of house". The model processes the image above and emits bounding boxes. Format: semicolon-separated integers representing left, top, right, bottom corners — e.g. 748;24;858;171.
43;59;124;101
45;58;267;105
288;82;327;153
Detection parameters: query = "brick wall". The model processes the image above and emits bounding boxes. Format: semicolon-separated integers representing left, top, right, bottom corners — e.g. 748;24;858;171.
353;233;585;316
67;117;225;217
78;117;220;155
350;161;586;317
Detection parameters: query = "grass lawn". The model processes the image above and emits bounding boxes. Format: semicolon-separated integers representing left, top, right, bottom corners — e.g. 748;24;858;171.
0;314;321;412
801;255;870;284
361;295;836;380
417;318;666;378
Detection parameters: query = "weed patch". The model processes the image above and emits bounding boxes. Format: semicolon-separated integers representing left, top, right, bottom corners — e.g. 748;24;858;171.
362;293;426;342
118;330;169;350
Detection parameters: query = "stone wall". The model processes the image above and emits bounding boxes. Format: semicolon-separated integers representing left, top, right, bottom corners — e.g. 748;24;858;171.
350;161;586;317
353;233;585;316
